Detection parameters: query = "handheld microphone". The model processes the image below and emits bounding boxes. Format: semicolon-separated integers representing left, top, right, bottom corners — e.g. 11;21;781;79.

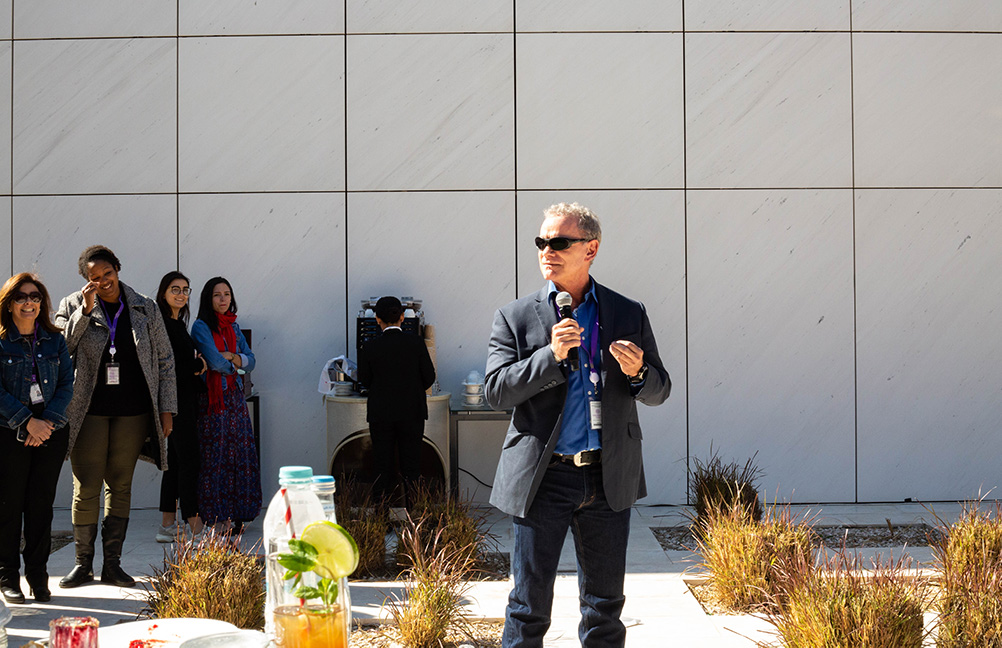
555;291;580;372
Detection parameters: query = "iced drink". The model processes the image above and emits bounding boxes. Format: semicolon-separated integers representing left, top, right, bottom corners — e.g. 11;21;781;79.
273;605;347;648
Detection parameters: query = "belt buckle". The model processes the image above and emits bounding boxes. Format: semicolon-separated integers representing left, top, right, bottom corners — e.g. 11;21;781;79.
573;450;592;467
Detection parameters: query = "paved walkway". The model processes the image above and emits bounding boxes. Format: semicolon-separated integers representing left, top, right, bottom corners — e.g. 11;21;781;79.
3;502;965;646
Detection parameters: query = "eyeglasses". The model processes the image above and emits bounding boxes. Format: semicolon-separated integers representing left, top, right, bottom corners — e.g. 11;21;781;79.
13;292;43;305
169;286;192;296
534;236;590;251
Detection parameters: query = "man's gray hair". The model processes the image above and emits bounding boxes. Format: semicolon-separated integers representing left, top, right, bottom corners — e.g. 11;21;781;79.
543;202;602;243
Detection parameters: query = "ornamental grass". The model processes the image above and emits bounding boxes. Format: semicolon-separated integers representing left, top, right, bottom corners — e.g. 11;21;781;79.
695;499;813;612
334;477;391;577
768;550;929;648
396;480;498;575
143;531;264;629
690;447;764;530
388;514;476;648
931;500;1002;647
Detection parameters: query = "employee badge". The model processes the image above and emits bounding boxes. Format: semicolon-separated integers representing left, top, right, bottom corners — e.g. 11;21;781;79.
106;362;120;385
589;370;602;429
29;382;44;405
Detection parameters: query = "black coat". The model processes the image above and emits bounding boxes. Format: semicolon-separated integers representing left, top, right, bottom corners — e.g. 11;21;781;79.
358;328;436;423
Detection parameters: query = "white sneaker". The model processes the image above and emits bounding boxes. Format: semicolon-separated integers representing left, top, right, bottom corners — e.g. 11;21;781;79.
156;523;178;543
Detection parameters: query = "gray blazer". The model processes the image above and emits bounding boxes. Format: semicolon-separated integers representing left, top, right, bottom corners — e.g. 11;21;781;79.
485;281;671;517
55;281;177;466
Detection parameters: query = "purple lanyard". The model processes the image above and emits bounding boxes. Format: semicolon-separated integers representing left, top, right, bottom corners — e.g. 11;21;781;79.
99;298;125;359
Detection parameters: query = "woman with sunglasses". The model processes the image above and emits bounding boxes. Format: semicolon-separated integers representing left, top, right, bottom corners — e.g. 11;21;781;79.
190;277;261;535
0;274;73;604
154;272;207;543
56;245;176;590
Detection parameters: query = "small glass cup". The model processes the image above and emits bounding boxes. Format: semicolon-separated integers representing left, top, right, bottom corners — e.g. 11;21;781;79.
273;605;346;648
49;617;99;648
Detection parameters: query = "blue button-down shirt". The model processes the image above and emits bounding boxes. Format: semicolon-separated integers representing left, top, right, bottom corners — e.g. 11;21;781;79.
547;280;602;454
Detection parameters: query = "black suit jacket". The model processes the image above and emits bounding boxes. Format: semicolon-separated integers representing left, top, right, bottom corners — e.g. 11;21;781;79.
484;281;671;517
358;328;436;423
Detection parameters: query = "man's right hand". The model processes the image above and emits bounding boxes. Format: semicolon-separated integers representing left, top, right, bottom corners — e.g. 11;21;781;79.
550;318;583;362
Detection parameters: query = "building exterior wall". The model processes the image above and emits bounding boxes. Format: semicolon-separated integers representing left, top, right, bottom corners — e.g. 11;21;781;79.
4;2;1001;506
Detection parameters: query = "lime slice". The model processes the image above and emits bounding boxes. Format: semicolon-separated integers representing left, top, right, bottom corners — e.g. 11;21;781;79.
301;520;359;579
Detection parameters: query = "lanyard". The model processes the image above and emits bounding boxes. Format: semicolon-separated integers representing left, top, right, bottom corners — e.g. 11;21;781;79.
28;322;39;383
99;298;125;360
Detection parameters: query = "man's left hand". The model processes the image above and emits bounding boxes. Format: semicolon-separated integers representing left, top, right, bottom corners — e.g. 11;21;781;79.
609;340;644;378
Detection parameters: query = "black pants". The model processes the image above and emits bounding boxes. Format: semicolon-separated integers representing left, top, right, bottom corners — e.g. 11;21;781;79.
0;426;69;580
159;410;200;520
369;419;424;504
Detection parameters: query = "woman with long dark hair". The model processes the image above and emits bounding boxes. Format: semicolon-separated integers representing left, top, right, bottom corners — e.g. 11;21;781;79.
0;273;73;603
190;277;261;534
154;271;206;543
56;245;176;589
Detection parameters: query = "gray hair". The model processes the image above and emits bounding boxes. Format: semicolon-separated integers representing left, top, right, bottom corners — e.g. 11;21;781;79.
543;202;602;243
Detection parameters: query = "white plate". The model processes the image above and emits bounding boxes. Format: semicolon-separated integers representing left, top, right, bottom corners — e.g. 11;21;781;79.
99;619;240;648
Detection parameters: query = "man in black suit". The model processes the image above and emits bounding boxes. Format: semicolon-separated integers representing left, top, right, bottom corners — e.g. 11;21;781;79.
485;203;671;648
358;296;436;505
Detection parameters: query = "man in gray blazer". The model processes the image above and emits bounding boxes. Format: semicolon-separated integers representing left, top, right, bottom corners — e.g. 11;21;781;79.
485;203;671;648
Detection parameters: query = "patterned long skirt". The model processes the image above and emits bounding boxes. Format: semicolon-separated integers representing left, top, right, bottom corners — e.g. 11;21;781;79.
196;388;262;524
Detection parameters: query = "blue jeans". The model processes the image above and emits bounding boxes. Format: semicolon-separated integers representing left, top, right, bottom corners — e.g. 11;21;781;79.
503;460;631;648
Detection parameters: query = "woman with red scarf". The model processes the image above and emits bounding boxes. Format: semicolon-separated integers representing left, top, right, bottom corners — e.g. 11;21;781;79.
190;277;261;534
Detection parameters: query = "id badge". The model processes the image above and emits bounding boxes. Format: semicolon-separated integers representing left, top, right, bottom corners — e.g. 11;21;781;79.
29;382;44;405
106;362;121;385
589;400;602;430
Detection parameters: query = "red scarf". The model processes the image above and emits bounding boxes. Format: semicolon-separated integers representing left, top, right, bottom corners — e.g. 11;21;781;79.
207;311;239;414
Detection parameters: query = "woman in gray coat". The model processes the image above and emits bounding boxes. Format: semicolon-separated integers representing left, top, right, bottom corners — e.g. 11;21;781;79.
55;246;176;589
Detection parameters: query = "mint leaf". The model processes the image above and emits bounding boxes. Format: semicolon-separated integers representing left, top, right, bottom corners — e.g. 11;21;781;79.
293;585;323;600
277;554;315;572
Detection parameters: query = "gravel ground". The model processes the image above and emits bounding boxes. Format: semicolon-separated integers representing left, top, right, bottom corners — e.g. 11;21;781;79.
351;620;503;648
652;523;941;552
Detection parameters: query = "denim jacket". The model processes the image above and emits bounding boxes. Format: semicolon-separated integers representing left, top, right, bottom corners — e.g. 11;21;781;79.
190;319;255;390
0;326;74;431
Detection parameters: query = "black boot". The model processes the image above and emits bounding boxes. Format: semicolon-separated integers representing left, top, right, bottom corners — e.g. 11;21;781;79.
100;516;135;587
59;524;97;588
0;568;24;604
25;572;51;602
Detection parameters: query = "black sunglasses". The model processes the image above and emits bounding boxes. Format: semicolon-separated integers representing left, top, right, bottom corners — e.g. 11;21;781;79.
13;292;43;305
534;236;590;251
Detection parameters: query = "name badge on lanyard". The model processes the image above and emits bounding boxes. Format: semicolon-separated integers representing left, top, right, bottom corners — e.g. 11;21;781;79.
30;382;44;405
100;299;125;386
588;330;602;430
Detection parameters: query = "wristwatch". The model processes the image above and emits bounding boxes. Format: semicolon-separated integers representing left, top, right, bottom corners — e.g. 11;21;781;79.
628;363;648;385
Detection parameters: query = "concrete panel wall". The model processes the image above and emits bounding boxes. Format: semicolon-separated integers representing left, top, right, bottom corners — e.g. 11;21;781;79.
5;2;1000;507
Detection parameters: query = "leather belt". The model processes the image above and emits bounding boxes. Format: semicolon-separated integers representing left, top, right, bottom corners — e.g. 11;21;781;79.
551;449;602;467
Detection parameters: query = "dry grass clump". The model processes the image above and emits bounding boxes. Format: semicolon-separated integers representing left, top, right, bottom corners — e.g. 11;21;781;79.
334;477;390;577
769;551;929;648
695;500;813;612
931;500;1002;647
143;531;264;629
396;481;497;573
690;447;764;529
387;515;476;648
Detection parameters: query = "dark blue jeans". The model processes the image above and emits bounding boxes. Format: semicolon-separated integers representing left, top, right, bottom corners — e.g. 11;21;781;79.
503;460;631;648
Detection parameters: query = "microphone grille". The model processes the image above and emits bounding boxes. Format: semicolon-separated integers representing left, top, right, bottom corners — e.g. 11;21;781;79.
555;291;573;308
